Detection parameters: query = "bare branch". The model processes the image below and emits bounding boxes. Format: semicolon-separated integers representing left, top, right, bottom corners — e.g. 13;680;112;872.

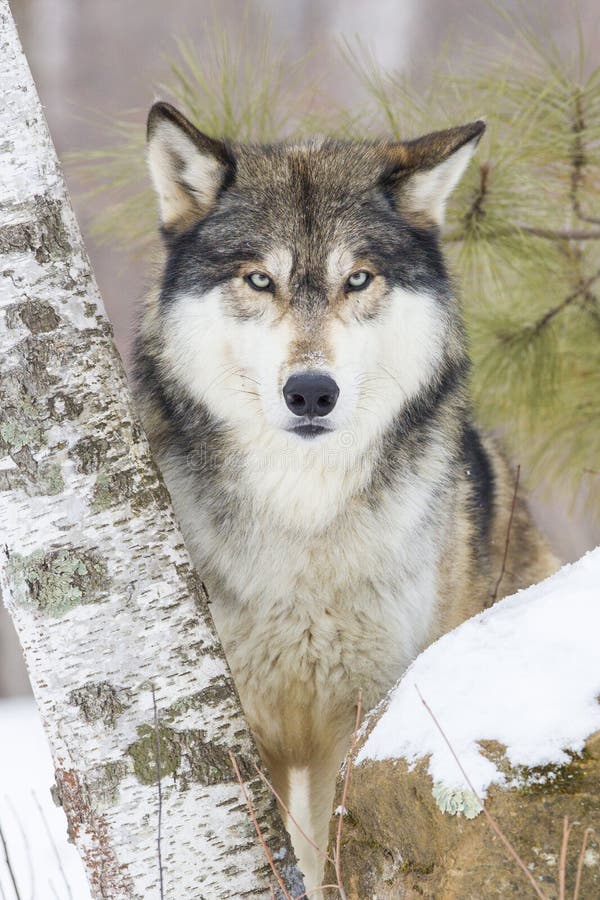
558;815;571;900
252;766;335;867
229;752;293;900
0;816;21;900
490;465;520;606
333;691;363;900
569;89;600;228
519;225;600;241
32;792;72;900
151;686;165;900
5;798;34;900
573;827;594;900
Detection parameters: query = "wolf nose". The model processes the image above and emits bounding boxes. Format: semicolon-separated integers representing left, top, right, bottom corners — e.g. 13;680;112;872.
283;372;339;417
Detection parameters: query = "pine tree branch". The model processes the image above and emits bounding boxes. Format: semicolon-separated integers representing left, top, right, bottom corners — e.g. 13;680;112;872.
445;149;600;243
518;225;600;241
445;222;600;243
531;267;600;333
464;162;489;228
569;88;600;228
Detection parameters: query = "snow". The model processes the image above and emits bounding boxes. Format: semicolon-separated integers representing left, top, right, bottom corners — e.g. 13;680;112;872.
0;698;91;900
357;547;600;801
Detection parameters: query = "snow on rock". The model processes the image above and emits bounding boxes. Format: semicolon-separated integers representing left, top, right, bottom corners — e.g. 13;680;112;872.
357;547;600;804
0;698;91;900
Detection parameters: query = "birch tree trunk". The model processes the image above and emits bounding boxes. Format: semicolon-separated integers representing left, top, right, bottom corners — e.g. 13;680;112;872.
0;4;302;897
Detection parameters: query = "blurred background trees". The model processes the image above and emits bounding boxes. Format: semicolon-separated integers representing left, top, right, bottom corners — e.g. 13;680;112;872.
4;0;599;698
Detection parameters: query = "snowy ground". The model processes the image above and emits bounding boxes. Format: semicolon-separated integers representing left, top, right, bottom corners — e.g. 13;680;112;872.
358;547;600;802
0;698;90;900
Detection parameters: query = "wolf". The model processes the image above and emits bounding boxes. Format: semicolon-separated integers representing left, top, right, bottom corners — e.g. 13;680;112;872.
134;101;558;891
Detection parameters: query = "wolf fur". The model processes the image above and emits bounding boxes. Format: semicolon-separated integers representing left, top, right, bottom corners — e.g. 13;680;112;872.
135;102;559;890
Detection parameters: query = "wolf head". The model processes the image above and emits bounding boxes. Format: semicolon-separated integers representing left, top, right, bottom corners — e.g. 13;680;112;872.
145;102;483;460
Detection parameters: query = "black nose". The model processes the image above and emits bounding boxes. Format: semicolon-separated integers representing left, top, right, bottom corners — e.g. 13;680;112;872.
283;372;339;417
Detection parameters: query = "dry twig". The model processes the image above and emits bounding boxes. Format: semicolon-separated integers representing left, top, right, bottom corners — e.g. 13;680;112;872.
558;815;571;900
151;686;165;900
573;827;594;900
333;691;363;900
253;765;335;867
235;691;364;898
5;798;34;900
32;791;72;900
490;464;520;605
531;268;600;333
0;816;21;900
229;751;293;900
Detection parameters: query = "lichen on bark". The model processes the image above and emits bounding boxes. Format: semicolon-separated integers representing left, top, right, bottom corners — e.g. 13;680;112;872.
7;548;108;617
127;721;254;788
69;681;131;726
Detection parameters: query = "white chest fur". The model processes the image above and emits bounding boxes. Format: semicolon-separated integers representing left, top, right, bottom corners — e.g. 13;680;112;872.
162;438;450;754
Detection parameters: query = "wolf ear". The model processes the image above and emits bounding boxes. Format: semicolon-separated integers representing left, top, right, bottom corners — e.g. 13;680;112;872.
146;102;233;233
383;120;485;226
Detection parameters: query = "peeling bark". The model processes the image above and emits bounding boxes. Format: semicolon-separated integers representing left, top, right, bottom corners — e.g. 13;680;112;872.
0;4;302;897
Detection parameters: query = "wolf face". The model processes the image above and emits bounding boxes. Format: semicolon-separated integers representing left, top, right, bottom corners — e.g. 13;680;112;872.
147;103;483;468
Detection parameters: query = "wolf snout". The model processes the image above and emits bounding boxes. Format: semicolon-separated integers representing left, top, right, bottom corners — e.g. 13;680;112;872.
283;372;339;417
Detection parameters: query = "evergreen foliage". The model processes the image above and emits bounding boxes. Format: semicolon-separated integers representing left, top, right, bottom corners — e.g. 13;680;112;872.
76;7;599;513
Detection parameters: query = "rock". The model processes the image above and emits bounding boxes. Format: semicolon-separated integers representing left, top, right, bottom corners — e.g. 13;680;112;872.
326;730;600;898
325;551;600;898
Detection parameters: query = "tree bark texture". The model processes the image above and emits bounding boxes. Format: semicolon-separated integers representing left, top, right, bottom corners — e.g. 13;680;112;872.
0;4;302;897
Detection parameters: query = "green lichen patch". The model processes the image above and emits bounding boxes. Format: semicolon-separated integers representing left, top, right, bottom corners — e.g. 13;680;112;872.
0;417;44;454
7;547;108;617
69;436;110;474
38;462;64;495
164;677;234;724
70;681;131;726
0;452;63;497
89;464;171;514
91;469;135;511
127;722;252;788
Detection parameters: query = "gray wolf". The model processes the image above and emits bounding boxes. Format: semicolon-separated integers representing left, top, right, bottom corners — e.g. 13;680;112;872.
134;101;558;890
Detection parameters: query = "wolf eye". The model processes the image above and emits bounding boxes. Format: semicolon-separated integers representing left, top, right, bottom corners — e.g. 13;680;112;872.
345;270;372;292
246;272;273;291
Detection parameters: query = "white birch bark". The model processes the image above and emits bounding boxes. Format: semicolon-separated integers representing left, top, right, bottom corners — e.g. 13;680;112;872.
0;4;303;897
